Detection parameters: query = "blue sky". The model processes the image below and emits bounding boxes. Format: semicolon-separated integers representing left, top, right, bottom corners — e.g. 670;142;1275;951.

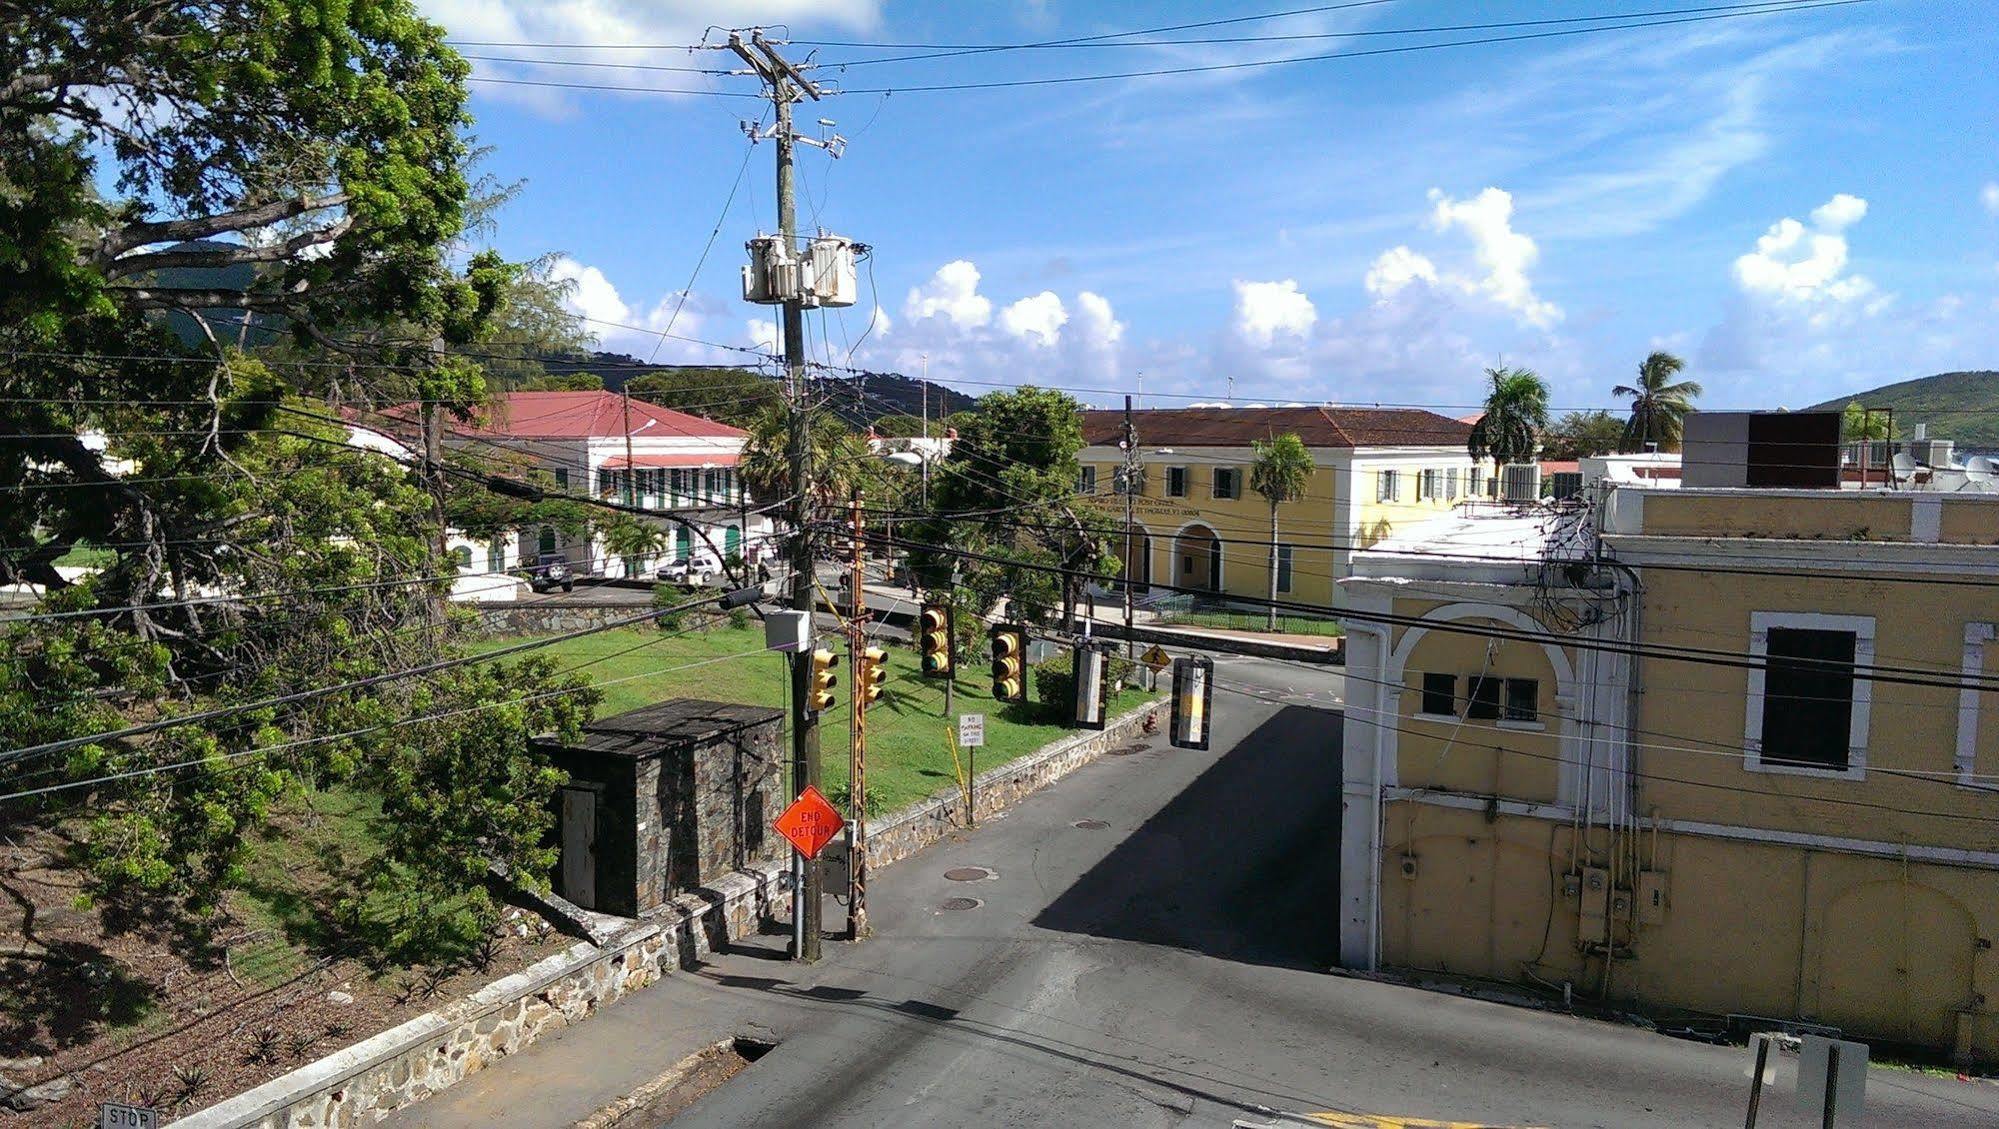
430;0;1999;418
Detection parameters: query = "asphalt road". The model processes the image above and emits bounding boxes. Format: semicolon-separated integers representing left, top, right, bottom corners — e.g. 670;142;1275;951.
660;655;1998;1129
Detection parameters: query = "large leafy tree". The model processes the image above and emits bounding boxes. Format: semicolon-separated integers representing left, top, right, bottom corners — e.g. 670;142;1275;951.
1614;351;1702;452
1542;410;1626;460
1467;366;1551;468
1249;434;1315;629
910;387;1116;628
1;2;589;955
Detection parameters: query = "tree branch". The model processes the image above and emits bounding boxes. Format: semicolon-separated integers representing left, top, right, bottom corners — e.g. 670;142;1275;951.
104;286;302;311
91;191;350;263
103;214;354;280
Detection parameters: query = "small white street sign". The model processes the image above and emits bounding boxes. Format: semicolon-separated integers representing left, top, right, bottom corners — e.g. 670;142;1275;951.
958;713;985;748
100;1104;158;1129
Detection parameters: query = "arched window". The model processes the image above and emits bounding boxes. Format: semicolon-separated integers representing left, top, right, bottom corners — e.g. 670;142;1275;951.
449;545;474;573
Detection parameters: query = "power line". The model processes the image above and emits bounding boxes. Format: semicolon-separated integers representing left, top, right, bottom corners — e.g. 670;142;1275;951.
0;586;745;766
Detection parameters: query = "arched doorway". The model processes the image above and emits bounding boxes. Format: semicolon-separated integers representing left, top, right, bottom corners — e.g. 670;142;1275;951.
1174;523;1221;592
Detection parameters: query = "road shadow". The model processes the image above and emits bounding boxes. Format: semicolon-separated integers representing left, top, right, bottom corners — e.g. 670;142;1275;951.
1032;705;1343;972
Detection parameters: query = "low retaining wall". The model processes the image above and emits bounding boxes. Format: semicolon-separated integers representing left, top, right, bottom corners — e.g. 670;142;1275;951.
862;703;1155;870
172;867;784;1129
176;704;1156;1127
470;601;656;638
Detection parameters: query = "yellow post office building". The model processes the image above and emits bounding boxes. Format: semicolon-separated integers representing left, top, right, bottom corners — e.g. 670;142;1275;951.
1077;406;1478;608
1338;451;1999;1062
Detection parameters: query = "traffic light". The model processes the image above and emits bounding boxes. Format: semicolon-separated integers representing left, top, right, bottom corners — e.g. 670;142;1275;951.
1170;655;1214;750
858;645;888;705
1072;644;1107;731
989;624;1027;704
918;602;953;679
808;647;838;712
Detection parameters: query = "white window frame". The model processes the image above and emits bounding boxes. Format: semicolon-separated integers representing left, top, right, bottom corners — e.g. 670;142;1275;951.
1959;622;1995;787
1211;466;1240;500
1376;469;1398;502
1744;611;1875;780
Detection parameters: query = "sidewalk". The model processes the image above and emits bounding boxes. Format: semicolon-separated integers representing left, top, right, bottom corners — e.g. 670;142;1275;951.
383;927;804;1128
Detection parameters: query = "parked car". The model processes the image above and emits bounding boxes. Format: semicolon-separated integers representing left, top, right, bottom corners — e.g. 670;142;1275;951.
656;554;721;586
527;554;574;594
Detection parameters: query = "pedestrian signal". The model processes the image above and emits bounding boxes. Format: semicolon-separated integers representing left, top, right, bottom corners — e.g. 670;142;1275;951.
919;602;953;678
989;624;1027;704
1170;655;1214;750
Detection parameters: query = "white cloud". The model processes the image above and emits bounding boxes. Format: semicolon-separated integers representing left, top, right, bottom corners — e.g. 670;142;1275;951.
1231;279;1317;346
1982;182;1999;216
1732;194;1874;303
999;291;1068;346
1363;246;1438;299
1073;291;1125;348
903;260;993;329
746;318;779;354
1427;187;1561;327
549;256;630;327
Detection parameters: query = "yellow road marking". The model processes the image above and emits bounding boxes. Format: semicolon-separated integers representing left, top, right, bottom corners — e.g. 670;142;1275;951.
1305;1113;1546;1129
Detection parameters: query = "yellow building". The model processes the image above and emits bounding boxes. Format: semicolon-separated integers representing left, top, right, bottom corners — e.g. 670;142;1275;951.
1077;406;1477;608
1339;480;1999;1062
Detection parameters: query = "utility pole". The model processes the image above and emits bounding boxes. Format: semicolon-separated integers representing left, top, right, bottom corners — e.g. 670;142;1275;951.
621;389;638;574
1122;395;1139;664
732;29;827;962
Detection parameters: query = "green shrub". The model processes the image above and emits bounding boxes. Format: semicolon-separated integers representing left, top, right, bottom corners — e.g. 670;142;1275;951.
727;607;751;631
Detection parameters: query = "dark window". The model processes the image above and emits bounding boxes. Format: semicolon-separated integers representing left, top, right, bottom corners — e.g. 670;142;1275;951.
1213;467;1240;499
1761;627;1857;769
553;467;569;489
1505;678;1539;722
1078;466;1097;494
1421;673;1457;716
1467;676;1502;720
1275;544;1294;593
1166;466;1188;497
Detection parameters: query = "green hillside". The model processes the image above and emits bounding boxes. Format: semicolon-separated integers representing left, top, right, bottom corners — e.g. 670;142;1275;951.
1808;371;1999;449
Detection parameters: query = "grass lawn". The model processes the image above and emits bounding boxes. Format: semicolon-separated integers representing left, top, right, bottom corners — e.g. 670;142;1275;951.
479;623;1157;813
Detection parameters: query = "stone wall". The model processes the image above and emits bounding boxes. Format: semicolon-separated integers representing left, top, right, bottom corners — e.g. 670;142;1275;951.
171;867;785;1129
857;702;1157;873
173;704;1155;1128
470;601;654;639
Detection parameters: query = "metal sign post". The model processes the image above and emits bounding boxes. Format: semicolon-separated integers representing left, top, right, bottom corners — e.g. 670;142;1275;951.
959;713;984;824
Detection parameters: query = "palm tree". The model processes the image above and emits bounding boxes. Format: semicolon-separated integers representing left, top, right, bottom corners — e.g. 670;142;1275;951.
739;402;872;508
1250;433;1316;629
1614;351;1703;452
1467;366;1550;477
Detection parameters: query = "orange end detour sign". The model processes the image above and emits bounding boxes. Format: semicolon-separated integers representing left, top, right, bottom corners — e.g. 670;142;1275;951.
774;785;846;860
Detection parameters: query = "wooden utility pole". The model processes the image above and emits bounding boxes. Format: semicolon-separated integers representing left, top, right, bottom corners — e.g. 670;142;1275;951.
733;29;827;962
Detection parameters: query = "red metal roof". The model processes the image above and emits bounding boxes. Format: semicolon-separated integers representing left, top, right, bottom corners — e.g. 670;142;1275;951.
388;391;747;440
1081;406;1472;449
601;453;741;469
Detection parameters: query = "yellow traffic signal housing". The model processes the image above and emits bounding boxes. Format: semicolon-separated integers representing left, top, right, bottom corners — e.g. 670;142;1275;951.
918;602;953;679
859;645;888;705
989;624;1027;703
809;647;839;712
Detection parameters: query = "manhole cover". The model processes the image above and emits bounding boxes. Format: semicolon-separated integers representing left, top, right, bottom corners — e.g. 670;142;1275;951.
1107;743;1150;756
944;866;995;882
939;897;983;912
1072;819;1110;830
